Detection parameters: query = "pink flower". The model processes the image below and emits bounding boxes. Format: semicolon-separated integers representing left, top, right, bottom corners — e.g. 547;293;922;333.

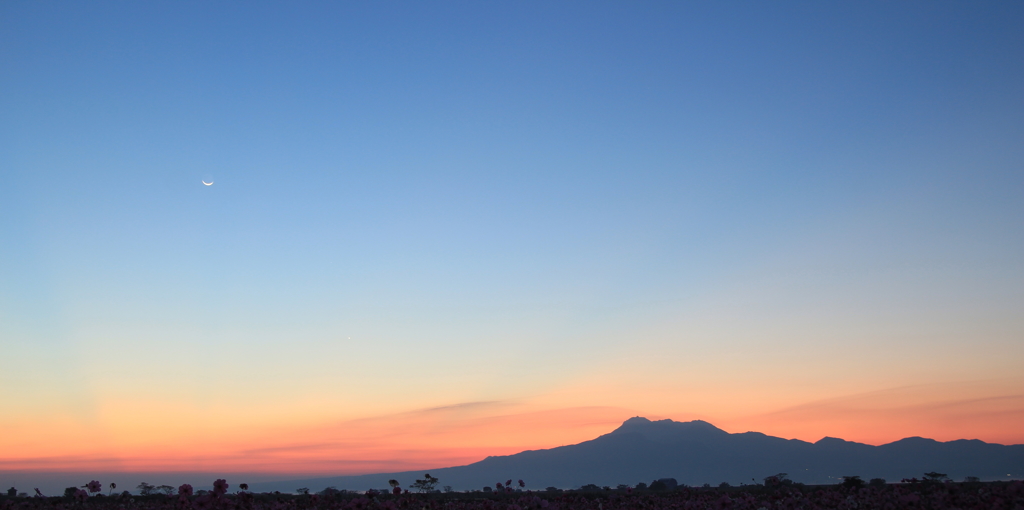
518;480;525;488
392;487;401;495
86;481;102;493
74;489;89;502
496;483;503;490
178;484;193;497
506;480;512;487
212;480;228;496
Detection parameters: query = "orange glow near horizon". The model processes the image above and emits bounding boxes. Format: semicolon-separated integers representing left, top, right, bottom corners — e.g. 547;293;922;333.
3;380;1023;475
0;405;639;474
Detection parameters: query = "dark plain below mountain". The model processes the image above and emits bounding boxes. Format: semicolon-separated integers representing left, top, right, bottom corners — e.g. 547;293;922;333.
251;417;1024;493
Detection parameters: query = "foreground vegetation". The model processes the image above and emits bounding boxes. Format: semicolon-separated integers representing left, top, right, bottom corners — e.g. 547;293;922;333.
4;478;1024;510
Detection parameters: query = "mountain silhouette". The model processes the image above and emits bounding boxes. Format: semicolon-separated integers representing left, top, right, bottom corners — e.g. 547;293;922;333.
252;417;1024;492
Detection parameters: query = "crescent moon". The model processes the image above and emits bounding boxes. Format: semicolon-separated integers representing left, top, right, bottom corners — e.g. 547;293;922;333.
202;180;213;186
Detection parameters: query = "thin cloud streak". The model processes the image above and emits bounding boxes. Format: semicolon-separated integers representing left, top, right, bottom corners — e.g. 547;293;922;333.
725;380;1024;445
0;404;639;474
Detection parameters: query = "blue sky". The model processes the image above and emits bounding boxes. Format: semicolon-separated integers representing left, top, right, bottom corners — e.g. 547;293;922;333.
2;1;1024;485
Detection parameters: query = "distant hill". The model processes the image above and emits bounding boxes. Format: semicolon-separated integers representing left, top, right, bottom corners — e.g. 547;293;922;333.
251;417;1024;492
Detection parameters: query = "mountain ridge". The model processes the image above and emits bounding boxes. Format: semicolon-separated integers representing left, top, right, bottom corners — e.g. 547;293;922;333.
250;416;1024;493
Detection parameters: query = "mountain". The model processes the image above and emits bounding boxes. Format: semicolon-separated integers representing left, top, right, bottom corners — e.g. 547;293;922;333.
251;417;1024;492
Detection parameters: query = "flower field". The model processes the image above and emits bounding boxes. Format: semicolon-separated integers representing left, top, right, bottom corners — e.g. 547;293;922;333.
4;479;1024;510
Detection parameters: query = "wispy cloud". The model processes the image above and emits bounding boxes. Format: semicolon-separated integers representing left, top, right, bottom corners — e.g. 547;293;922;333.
723;380;1024;445
0;403;638;474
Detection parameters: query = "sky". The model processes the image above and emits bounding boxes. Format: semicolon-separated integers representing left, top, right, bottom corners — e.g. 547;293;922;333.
2;0;1024;492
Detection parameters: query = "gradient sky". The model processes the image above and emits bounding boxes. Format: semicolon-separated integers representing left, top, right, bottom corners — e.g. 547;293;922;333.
2;0;1024;488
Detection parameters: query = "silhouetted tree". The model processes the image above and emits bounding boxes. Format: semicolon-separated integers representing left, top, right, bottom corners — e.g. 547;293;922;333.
869;478;886;487
657;478;678;489
137;483;155;496
923;472;949;483
410;474;439;493
841;476;865;489
8;488;17;498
